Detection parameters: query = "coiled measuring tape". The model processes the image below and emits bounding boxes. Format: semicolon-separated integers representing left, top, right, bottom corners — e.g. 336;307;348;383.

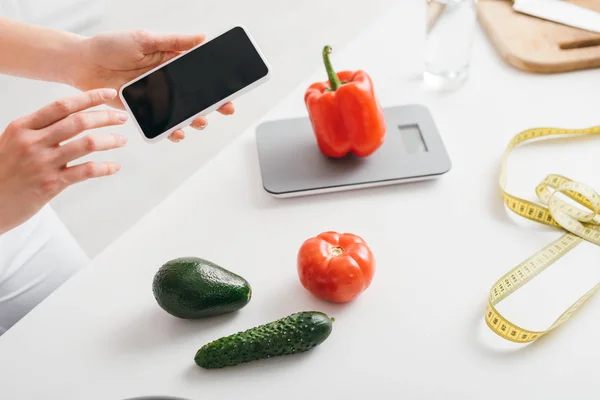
486;126;600;343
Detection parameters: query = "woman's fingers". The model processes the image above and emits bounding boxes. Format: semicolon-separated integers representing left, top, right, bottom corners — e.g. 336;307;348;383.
168;129;185;142
25;88;118;130
43;109;128;145
136;30;206;53
217;102;235;115
191;116;208;130
57;133;127;165
173;105;234;141
60;161;122;186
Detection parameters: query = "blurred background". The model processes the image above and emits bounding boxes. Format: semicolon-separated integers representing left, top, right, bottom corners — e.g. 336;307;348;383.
0;0;399;257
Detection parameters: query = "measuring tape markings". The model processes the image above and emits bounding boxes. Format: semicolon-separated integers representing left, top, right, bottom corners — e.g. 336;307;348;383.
486;126;600;343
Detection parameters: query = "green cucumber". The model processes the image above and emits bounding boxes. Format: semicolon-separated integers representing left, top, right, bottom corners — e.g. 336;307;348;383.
194;311;334;369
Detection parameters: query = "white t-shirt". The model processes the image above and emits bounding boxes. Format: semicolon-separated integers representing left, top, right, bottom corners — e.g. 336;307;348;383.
0;205;89;334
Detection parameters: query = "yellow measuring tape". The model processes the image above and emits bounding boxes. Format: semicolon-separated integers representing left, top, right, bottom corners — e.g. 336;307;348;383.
486;126;600;343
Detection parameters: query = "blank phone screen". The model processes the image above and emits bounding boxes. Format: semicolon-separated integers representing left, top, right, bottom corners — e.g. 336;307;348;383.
121;26;269;139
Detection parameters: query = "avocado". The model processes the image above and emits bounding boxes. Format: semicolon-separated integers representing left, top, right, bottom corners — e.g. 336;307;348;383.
194;311;334;369
152;257;252;319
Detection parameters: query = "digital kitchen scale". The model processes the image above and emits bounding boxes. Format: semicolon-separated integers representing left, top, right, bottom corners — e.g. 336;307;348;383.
255;104;451;198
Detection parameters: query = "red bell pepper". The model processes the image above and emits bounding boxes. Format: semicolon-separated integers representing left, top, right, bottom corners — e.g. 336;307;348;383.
304;46;386;158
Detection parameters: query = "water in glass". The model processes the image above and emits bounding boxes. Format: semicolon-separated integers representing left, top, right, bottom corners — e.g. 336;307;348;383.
424;0;476;90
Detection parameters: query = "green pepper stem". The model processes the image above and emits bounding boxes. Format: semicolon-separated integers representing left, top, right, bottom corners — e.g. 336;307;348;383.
322;45;342;91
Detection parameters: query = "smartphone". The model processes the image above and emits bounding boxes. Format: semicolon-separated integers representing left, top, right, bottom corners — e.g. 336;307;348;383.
119;26;271;143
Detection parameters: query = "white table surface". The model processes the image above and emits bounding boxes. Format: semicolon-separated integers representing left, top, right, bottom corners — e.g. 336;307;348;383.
3;2;600;399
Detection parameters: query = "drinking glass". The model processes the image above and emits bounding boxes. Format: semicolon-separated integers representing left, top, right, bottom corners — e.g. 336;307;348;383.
424;0;477;90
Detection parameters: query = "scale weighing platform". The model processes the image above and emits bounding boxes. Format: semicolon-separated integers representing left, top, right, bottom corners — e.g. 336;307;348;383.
255;104;451;198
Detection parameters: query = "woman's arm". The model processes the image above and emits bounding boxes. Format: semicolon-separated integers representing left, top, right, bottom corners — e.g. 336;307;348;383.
0;17;83;86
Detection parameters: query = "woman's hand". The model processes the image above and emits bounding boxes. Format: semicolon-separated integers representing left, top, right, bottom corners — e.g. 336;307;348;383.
73;30;235;142
0;88;127;235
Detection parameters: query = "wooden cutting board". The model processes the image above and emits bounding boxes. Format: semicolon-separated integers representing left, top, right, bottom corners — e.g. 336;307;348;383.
477;0;600;73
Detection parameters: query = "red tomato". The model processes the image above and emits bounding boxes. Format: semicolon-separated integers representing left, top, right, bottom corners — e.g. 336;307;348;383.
297;231;375;303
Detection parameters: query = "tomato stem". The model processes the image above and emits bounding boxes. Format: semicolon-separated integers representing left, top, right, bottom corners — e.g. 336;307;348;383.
328;245;344;257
